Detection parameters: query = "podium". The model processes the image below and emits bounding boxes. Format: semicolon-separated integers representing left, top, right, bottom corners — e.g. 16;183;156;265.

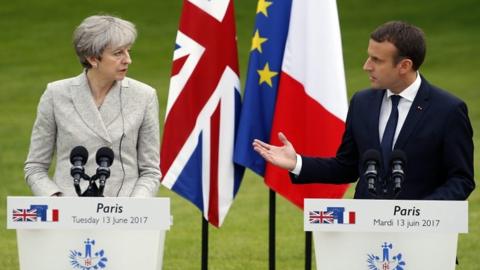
304;199;468;270
7;196;171;270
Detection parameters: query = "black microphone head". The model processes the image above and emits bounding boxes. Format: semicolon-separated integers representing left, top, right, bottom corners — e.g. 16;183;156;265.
362;149;381;164
70;146;89;165
96;147;114;167
390;150;407;165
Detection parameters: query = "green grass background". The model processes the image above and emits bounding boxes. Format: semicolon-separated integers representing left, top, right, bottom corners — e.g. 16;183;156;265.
1;0;479;269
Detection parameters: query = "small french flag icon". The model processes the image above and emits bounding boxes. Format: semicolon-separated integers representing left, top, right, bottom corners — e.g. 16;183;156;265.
29;205;59;222
47;209;59;222
344;211;356;224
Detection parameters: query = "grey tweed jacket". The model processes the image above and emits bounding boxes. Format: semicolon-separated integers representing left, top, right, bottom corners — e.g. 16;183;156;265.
24;72;161;197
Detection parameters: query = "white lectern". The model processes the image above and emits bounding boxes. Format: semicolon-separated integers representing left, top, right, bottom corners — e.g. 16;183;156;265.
304;199;468;270
7;196;171;270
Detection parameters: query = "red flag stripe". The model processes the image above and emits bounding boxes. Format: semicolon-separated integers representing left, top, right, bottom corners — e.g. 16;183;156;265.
208;104;221;227
52;209;59;222
265;71;348;208
349;212;356;224
171;54;189;77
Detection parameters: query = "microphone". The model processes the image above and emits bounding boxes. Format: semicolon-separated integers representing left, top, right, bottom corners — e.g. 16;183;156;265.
390;150;407;195
363;149;381;195
95;147;114;196
70;146;89;196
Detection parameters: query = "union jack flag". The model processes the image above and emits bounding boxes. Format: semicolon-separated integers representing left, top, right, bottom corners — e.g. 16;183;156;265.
12;209;37;222
309;210;334;224
160;0;244;227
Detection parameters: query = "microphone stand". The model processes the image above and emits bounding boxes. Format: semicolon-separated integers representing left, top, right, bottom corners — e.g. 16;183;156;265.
81;174;103;197
74;173;90;196
73;174;102;197
73;170;110;197
368;176;402;200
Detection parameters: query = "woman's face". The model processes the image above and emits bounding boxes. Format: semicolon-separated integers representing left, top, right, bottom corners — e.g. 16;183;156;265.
94;45;132;81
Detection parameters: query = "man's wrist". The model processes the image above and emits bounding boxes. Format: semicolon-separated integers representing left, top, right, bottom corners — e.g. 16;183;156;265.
289;154;302;175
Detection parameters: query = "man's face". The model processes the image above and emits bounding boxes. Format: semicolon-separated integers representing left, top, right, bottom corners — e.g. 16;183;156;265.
363;39;403;92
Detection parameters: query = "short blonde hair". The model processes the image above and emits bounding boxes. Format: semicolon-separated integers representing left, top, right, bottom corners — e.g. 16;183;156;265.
73;15;137;68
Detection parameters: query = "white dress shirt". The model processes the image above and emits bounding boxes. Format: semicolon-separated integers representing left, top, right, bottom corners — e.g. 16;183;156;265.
291;74;421;175
379;74;421;147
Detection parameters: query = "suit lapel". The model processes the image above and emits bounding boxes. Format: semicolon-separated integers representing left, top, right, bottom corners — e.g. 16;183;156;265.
394;78;431;150
71;72;112;143
369;90;385;148
98;81;122;128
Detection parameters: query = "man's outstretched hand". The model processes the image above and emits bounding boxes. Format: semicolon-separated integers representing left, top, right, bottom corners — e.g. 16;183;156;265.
252;132;297;171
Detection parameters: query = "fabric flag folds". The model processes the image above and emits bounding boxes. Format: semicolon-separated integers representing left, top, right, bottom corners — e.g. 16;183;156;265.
235;0;350;208
161;0;243;227
234;0;292;176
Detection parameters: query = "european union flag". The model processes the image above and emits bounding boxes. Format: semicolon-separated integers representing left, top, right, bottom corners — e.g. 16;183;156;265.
234;0;293;176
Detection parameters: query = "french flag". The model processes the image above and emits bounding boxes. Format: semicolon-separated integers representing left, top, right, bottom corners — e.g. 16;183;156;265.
265;0;350;208
29;205;59;222
344;211;356;224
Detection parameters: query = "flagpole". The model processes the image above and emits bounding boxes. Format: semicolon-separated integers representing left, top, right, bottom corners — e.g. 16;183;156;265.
305;231;312;270
202;216;208;270
269;189;276;270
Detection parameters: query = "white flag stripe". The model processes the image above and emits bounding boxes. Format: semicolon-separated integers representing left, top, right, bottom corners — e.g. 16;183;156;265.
216;68;239;225
343;212;351;224
166;32;205;117
202;120;211;220
282;0;348;121
46;210;55;222
188;0;230;22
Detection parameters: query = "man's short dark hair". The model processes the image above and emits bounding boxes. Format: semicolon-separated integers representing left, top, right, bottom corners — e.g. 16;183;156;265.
371;21;426;71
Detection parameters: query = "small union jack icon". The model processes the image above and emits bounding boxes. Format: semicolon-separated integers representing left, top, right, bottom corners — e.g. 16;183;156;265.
12;209;37;222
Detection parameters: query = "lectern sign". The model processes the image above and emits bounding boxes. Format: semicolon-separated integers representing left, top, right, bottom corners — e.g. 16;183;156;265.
7;196;170;230
304;199;467;233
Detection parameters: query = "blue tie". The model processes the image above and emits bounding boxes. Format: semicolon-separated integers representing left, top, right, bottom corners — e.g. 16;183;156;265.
381;95;401;172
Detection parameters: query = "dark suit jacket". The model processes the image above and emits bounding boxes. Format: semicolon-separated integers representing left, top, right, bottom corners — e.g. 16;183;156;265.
292;76;475;200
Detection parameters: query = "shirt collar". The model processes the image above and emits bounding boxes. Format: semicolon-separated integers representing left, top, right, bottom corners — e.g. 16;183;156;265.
386;72;421;102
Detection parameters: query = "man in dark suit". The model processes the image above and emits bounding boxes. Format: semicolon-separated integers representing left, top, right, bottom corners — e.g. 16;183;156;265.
253;21;475;200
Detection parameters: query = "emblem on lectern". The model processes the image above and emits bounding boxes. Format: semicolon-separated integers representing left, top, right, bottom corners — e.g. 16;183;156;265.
69;238;108;269
367;242;406;270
